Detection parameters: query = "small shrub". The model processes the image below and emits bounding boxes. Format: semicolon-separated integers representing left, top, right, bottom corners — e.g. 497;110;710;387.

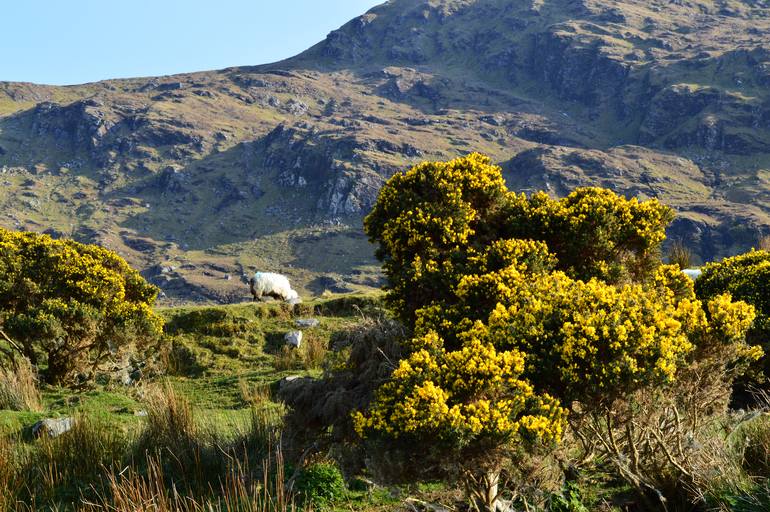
295;461;346;508
695;249;770;387
549;482;590;512
0;358;42;412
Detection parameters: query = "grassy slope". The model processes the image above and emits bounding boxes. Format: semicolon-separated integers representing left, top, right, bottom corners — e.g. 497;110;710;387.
0;292;428;511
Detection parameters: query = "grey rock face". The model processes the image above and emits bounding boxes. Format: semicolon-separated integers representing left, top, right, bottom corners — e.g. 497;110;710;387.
30;99;112;151
312;275;354;294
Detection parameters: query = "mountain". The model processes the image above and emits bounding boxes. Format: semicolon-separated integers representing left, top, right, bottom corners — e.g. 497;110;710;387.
2;0;770;303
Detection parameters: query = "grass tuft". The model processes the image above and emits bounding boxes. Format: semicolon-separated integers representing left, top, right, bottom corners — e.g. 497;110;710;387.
0;358;42;412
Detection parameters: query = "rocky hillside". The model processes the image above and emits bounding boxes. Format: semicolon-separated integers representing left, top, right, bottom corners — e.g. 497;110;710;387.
2;0;770;303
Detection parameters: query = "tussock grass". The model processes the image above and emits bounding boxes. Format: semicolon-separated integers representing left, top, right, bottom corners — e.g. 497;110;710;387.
0;414;130;509
0;435;25;512
247;404;285;457
35;414;129;501
81;448;300;512
137;381;201;471
239;380;272;407
0;358;42;412
273;334;328;372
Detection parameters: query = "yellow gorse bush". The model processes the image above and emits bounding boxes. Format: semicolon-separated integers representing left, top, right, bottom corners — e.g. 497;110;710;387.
695;250;770;382
353;331;565;445
0;228;163;384
358;154;761;508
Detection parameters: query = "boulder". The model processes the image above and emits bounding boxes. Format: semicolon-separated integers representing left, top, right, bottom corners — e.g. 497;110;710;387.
295;318;320;328
32;417;74;438
285;331;303;348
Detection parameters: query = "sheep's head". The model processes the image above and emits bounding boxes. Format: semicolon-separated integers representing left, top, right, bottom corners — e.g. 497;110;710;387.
285;289;299;301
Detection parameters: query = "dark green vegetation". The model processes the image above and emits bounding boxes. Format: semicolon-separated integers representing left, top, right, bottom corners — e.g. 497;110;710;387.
3;0;770;303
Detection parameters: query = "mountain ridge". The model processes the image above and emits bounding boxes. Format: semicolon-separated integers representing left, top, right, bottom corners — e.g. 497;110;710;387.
2;0;770;303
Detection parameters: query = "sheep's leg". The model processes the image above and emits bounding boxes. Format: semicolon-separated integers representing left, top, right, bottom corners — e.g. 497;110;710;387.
249;278;259;302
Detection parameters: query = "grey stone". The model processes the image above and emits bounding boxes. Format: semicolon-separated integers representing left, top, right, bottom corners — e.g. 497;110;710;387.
278;374;306;391
32;417;74;438
284;331;303;348
295;318;320;328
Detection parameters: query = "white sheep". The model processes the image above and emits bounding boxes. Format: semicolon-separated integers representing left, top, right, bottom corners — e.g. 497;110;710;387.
248;272;300;303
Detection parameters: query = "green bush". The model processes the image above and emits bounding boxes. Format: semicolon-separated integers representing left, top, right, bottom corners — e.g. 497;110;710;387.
549;482;590;512
295;461;346;508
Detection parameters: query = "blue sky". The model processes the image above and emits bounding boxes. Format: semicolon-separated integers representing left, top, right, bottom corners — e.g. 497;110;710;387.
2;1;382;86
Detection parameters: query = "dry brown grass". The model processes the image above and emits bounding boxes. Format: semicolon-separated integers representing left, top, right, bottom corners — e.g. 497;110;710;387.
80;448;300;512
141;381;198;457
301;335;328;370
0;358;42;412
273;346;299;372
239;380;272;407
273;334;328;372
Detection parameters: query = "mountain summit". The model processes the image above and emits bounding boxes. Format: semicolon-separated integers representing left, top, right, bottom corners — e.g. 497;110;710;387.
2;0;770;302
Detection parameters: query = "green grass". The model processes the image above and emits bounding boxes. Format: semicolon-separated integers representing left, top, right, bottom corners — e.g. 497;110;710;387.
0;293;392;510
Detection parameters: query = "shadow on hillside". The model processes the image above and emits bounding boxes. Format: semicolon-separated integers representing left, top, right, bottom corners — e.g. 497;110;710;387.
106;130;376;255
